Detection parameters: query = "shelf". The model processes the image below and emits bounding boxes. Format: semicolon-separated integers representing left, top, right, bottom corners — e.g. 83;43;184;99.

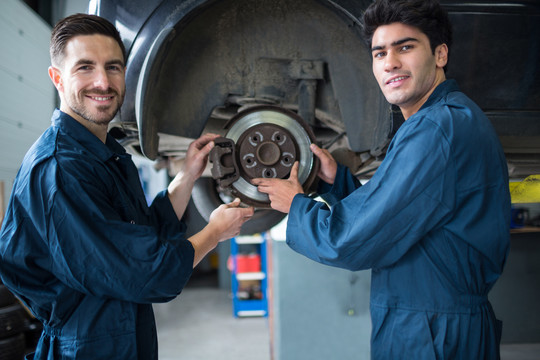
236;272;266;281
237;309;267;317
511;226;540;234
235;235;265;245
235;299;268;317
231;233;268;318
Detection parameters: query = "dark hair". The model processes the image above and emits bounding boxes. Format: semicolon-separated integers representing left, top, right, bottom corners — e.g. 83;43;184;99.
362;0;452;70
50;13;126;67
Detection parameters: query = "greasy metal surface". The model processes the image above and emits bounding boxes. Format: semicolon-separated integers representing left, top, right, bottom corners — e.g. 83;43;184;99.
96;0;540;230
209;137;239;187
229;106;316;206
97;0;385;157
237;124;297;179
211;106;318;207
96;0;540;159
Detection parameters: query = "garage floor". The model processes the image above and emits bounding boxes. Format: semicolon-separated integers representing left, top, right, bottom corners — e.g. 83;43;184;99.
154;276;539;360
154;286;271;360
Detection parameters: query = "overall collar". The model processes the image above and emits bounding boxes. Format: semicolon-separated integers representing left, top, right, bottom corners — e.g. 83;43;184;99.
418;79;459;113
51;109;127;162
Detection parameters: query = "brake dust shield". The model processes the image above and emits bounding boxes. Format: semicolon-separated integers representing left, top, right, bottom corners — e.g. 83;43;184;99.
209;105;319;208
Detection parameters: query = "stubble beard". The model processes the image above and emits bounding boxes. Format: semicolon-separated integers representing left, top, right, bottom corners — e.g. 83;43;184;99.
68;88;125;126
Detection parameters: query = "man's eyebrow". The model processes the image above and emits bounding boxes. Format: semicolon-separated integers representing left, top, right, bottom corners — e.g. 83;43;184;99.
392;37;419;46
74;59;95;66
371;37;420;52
73;59;125;67
106;59;125;67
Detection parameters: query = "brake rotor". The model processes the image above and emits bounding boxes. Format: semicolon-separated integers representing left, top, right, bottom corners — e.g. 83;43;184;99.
213;105;318;207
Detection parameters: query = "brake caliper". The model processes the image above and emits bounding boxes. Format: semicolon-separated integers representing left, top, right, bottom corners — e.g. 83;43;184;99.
209;137;240;190
208;105;318;208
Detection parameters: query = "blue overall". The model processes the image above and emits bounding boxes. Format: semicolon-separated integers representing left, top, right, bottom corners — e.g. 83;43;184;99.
287;80;510;359
0;110;194;359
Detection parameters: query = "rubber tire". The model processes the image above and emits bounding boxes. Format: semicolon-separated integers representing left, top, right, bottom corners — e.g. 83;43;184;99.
24;320;43;350
0;333;26;360
191;177;286;235
0;304;27;339
0;285;18;308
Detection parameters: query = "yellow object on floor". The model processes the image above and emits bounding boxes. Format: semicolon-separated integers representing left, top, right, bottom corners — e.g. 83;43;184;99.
510;175;540;203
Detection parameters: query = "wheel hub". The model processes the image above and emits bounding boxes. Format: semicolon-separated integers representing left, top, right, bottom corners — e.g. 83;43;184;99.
237;123;297;179
210;105;318;207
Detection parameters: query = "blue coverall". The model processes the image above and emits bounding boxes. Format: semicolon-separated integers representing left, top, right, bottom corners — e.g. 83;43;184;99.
286;80;511;359
0;109;195;359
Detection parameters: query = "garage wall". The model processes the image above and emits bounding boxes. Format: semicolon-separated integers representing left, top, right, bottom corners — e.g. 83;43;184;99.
0;0;55;216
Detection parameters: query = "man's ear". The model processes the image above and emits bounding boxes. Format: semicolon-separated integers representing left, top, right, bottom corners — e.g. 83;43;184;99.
48;66;63;92
435;44;449;69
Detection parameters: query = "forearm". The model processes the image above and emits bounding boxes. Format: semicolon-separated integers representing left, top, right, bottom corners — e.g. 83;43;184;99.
166;133;218;220
167;171;195;221
186;199;254;268
168;173;218;268
187;225;219;267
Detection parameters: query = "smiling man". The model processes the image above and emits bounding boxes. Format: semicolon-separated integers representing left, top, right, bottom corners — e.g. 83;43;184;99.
49;33;126;132
370;23;448;120
253;0;510;358
0;13;253;359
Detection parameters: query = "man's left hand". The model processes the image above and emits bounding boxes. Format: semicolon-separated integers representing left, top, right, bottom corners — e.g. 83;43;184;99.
252;162;303;213
182;133;220;182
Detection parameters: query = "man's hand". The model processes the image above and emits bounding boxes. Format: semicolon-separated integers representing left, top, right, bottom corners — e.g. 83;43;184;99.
189;199;254;267
208;199;254;242
168;133;220;220
310;143;337;184
181;133;220;182
252;161;304;213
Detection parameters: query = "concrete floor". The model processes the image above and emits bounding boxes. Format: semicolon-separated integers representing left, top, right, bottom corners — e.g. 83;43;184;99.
154;275;540;360
154;286;271;360
501;344;540;360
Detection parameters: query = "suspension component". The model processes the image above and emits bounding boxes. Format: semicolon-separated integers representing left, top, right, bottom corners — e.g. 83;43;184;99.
209;105;319;208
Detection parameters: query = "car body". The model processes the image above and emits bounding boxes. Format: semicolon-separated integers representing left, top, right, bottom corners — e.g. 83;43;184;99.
91;0;540;234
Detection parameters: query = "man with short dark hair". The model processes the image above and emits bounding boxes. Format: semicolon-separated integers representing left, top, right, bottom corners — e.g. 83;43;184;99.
0;13;253;359
253;0;510;358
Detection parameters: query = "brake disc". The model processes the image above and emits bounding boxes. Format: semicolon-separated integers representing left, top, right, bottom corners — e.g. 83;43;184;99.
210;105;319;208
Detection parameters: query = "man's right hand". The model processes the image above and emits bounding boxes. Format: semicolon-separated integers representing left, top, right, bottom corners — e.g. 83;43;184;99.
208;199;254;242
188;199;253;267
310;144;337;184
